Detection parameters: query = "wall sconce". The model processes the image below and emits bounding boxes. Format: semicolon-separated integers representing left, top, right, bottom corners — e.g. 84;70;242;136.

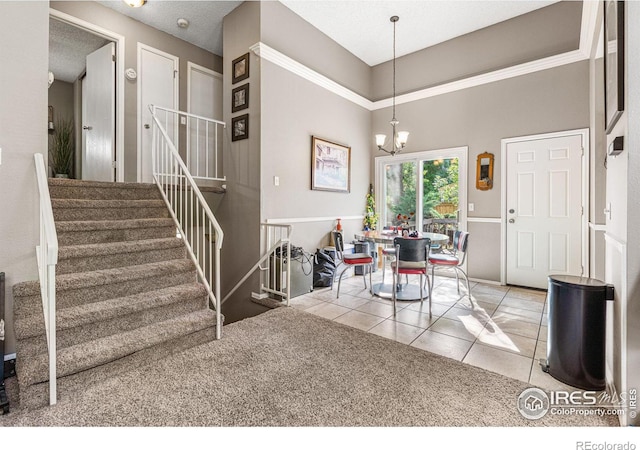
123;0;146;7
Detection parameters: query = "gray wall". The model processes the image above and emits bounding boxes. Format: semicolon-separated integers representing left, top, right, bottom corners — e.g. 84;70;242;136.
48;80;75;125
371;1;582;100
0;1;49;356
372;62;590;282
260;1;372;252
50;1;223;182
218;1;266;323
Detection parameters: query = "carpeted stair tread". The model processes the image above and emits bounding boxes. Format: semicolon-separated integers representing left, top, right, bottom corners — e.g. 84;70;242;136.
56;218;175;233
52;198;166;209
14;283;208;340
18;309;218;386
48;178;157;190
13;259;195;298
58;237;184;259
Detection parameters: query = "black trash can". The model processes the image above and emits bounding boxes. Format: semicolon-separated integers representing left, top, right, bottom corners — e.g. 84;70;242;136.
543;275;614;390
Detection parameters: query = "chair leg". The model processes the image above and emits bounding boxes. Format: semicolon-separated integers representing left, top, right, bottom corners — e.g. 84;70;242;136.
336;265;349;298
419;274;424;305
368;265;373;294
391;271;397;316
426;271;432;318
362;266;367;289
455;269;461;294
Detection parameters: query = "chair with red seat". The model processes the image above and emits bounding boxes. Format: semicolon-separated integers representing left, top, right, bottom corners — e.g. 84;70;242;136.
428;230;470;298
391;237;432;316
332;231;373;298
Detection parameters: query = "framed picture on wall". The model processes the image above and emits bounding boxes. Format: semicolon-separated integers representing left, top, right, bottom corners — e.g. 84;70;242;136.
232;83;249;113
604;0;624;134
311;136;351;193
232;53;250;84
231;114;249;141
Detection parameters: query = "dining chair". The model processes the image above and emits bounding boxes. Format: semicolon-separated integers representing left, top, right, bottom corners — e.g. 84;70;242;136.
428;230;471;298
331;231;373;298
391;237;432;316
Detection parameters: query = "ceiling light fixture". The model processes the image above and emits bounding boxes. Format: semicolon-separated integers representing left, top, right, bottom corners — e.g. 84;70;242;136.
123;0;146;8
376;16;409;157
177;18;190;29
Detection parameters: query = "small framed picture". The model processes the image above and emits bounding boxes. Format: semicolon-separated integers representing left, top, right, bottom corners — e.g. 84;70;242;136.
232;83;249;113
311;136;351;193
232;53;249;84
231;114;249;141
604;0;625;134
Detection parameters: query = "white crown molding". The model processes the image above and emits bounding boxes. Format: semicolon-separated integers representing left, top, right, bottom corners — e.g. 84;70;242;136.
250;42;374;110
250;4;595;112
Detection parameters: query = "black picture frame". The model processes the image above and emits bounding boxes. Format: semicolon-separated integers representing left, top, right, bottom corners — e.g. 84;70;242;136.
232;53;250;84
231;114;249;141
604;0;624;134
232;83;249;113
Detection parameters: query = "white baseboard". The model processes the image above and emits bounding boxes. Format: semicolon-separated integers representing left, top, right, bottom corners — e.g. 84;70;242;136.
468;277;503;286
251;292;268;300
4;353;16;362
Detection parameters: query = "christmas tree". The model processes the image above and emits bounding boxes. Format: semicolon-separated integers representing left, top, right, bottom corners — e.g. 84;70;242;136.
363;184;379;230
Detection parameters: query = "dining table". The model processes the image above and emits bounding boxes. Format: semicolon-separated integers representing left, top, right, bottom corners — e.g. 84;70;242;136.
353;230;450;301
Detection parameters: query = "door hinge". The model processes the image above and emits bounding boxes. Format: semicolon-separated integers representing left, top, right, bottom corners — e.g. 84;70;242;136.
581;147;585;156
581;206;584;215
112;161;117;169
112;54;116;62
174;70;178;79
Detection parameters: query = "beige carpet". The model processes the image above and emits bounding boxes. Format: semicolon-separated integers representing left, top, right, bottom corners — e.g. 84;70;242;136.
0;307;618;427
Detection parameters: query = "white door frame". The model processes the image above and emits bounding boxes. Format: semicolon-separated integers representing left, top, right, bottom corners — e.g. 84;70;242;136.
500;128;590;286
49;8;125;182
136;43;179;183
374;146;468;233
186;61;222;116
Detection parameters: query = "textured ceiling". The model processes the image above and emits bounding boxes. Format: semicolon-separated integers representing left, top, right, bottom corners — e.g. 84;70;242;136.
49;18;109;83
97;0;243;56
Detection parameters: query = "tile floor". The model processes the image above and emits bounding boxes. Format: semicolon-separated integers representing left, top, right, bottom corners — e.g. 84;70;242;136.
290;264;580;393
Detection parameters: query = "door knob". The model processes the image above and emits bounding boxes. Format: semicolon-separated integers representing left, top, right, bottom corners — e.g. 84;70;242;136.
144;124;150;129
83;125;92;130
509;209;515;214
509;219;515;223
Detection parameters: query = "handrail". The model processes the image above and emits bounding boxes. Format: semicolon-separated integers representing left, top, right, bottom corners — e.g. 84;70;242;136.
222;223;293;306
33;153;58;406
152;105;226;182
149;105;224;339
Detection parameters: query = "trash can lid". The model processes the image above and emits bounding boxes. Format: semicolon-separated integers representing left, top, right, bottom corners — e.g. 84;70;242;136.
548;274;608;289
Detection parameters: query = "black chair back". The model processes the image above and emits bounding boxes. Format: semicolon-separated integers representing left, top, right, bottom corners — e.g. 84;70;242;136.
332;231;344;254
393;237;431;262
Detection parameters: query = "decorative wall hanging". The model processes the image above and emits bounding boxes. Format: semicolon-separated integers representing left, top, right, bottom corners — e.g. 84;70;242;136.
232;53;250;84
311;136;351;193
476;152;494;190
232;83;249;113
604;0;624;134
231;114;249;141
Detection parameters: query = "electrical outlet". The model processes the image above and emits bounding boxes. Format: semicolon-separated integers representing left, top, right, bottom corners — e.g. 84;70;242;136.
180;117;186;125
274;176;279;186
468;203;475;212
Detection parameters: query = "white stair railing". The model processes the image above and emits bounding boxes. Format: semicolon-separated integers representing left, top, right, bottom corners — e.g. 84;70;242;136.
149;105;224;339
151;106;226;182
33;153;58;406
221;223;292;306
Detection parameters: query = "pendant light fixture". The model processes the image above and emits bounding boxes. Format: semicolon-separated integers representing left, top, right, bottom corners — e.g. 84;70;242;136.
376;15;409;156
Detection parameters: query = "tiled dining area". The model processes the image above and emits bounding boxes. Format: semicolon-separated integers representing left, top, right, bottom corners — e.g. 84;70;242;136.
290;266;579;392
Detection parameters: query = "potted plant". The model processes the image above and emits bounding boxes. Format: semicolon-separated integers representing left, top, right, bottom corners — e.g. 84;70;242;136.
49;117;74;178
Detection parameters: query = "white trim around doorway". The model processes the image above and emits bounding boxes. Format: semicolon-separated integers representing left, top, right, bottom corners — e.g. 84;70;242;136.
49;9;125;183
500;128;590;286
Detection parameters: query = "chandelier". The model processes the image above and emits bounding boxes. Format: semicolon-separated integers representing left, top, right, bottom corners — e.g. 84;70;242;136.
376;16;409;156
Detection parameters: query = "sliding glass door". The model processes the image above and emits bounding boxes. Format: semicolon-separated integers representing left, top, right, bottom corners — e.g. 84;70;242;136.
376;147;468;236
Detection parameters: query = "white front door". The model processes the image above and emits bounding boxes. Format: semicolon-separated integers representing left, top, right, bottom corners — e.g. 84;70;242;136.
82;42;115;182
138;43;178;183
505;133;585;289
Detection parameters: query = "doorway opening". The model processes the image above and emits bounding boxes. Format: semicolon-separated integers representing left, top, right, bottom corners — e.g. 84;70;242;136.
48;10;125;182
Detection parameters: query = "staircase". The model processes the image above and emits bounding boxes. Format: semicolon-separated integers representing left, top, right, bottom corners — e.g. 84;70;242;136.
13;178;221;410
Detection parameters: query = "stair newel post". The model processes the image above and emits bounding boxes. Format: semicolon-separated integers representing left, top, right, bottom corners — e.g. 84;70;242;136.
151;105;156;185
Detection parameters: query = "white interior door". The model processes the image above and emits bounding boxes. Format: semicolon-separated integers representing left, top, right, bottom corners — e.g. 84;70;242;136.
82;42;115;182
187;62;222;178
138;44;178;183
505;134;584;289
